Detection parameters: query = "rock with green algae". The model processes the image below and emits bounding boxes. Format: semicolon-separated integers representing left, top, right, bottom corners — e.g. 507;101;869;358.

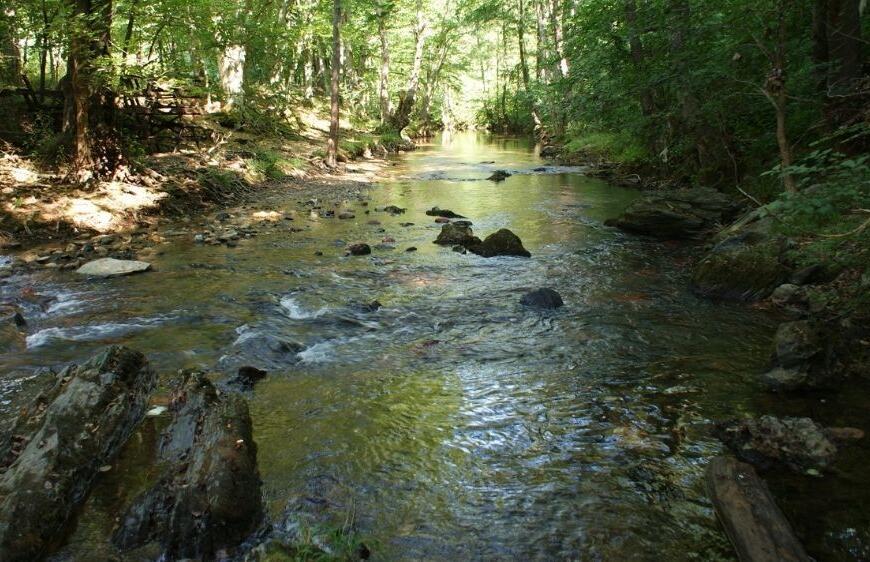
0;346;156;562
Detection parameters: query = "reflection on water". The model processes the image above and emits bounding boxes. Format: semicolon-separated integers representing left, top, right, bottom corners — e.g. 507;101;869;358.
5;133;867;561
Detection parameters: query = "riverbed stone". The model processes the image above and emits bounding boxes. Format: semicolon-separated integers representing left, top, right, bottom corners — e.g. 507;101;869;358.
76;258;152;278
113;372;263;559
426;207;466;219
488;170;512;182
0;346;156;562
520;288;564;309
467;229;531;258
434;223;481;246
347;243;372;256
774;320;823;368
605;187;740;239
717;416;839;474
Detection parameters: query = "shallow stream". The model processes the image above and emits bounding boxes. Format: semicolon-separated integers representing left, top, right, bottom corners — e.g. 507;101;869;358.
2;133;868;560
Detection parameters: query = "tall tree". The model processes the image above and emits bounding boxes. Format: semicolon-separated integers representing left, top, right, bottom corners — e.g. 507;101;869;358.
326;0;341;168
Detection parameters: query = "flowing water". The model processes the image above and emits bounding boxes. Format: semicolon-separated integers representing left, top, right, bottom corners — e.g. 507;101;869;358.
2;133;868;561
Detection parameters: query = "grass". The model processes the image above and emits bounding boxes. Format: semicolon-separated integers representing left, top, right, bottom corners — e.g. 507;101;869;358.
562;131;649;165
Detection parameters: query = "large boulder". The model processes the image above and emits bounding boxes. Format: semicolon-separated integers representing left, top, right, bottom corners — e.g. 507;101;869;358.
434;223;481;246
467;229;531;258
76;258;151;278
717;416;840;474
219;331;305;372
605;187;741;239
113;372;263;559
0;347;156;562
691;212;791;301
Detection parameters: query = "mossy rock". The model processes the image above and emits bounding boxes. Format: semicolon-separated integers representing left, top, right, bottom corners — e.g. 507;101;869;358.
692;236;790;301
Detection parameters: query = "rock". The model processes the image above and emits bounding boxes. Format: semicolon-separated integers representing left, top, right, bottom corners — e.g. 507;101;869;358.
770;284;805;306
717;416;839;473
193;234;205;243
790;263;835;286
400;222;414;227
691;214;790;301
352;300;382;313
434;217;451;224
760;367;811;392
76;258;151;278
487;170;512;182
373;243;396;251
230;366;268;389
0;347;156;562
533;167;548;172
382;205;406;215
113;372;262;560
426;207;466;219
467;229;531;258
434;223;481;246
338;212;355;219
11;312;25;328
520;288;564;309
539;145;560;158
452;245;467;254
453;220;473;227
405;247;417;252
347;243;372;256
605;187;741;239
773;321;823;368
220;332;305;372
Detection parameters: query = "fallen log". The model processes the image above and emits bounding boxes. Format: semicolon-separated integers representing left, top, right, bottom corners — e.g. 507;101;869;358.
0;346;156;562
113;371;263;559
705;456;811;562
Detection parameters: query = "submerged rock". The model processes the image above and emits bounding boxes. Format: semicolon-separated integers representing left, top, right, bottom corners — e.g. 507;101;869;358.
539;145;560;159
434;223;481;246
520;288;564;309
381;205;406;215
717;416;845;474
605;187;740;240
467;229;531;258
230;366;268;389
425;207;466;219
487;170;512;182
113;372;263;559
347;243;372;256
220;332;305;372
76;257;152;278
0;347;156;562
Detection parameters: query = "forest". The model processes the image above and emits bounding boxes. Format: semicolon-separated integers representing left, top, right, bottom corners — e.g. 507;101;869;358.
0;0;869;561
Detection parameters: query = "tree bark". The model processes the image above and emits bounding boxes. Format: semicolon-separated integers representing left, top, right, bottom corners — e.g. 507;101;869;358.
377;10;391;124
63;0;118;182
549;0;569;78
625;0;655;117
0;8;21;86
387;0;427;134
825;0;862;92
326;0;341;168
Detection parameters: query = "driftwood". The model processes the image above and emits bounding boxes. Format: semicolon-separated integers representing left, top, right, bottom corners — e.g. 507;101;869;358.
705;456;810;562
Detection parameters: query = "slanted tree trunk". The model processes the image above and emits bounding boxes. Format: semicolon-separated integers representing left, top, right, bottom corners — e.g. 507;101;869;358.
326;0;341;168
388;0;426;134
63;0;119;182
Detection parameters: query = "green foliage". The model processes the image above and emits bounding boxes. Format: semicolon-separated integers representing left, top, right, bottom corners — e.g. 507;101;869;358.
563;131;649;165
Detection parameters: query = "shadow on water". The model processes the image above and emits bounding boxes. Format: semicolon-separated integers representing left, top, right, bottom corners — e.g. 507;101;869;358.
7;132;867;560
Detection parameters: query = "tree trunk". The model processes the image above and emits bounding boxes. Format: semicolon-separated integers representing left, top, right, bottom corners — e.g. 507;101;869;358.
326;0;341;168
388;0;427;134
377;7;391;124
764;1;796;193
625;0;655;117
0;8;21;86
826;0;862;91
63;0;119;182
518;0;542;133
549;0;569;78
